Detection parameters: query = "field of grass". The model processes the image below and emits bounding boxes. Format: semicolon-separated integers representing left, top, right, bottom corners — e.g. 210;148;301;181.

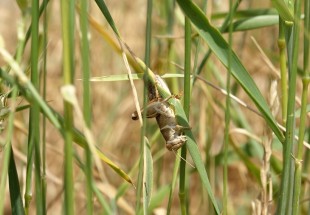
0;0;309;214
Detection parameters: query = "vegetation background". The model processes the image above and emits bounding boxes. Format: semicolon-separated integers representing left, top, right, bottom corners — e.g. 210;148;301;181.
0;0;308;214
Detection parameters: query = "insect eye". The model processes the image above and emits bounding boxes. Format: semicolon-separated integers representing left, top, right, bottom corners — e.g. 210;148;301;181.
131;112;139;120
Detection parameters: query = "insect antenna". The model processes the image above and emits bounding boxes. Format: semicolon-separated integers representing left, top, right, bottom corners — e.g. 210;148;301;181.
172;150;195;169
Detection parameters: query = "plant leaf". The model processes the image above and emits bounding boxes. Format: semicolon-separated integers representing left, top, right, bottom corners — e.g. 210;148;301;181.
9;148;25;215
271;0;294;22
228;15;279;32
152;76;221;214
176;0;284;142
0;68;133;185
143;138;153;213
94;0;120;35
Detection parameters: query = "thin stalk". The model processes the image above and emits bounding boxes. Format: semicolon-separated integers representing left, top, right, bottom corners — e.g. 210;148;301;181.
11;8;29;215
304;0;310;75
0;87;18;215
179;11;191;215
61;0;75;213
223;0;234;214
192;0;242;85
13;0;50;64
166;0;178;95
26;0;42;214
306;129;310;215
276;0;300;213
41;0;48;213
136;0;152;212
292;80;309;214
165;0;176;79
30;0;45;214
80;0;93;213
167;154;181;215
278;19;288;124
74;154;112;213
292;0;308;213
192;0;207;83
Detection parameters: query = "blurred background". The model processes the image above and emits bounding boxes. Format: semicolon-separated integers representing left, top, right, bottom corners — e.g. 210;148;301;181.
0;0;305;214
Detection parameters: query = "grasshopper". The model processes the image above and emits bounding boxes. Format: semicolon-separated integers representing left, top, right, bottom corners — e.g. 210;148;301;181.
132;75;187;151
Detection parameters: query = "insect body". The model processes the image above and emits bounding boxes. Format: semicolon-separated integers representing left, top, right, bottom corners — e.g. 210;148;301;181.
132;75;187;151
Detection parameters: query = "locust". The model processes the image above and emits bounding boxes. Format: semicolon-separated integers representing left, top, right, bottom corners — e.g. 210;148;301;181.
132;75;188;151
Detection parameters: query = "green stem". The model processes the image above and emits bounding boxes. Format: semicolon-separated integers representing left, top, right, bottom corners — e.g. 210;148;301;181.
136;0;153;212
179;11;191;215
192;0;241;85
277;0;301;213
25;0;42;213
223;0;234;214
278;19;288;124
292;78;309;214
41;0;48;213
292;0;309;213
31;0;42;213
61;0;75;213
167;155;181;215
80;0;93;213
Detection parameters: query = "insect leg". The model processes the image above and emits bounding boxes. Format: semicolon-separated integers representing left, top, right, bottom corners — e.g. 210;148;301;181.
175;124;191;132
131;100;162;120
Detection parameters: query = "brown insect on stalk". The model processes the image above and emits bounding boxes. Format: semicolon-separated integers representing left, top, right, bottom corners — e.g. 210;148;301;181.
132;75;188;151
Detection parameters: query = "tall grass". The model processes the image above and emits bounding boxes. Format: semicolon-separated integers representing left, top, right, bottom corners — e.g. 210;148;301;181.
0;0;308;214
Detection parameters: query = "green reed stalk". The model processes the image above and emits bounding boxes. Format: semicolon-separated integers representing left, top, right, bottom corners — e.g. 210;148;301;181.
80;0;94;213
25;0;42;213
193;0;241;85
223;1;234;214
32;19;43;215
136;0;153;212
61;0;75;214
292;0;308;213
278;19;288;124
41;0;48;213
179;11;191;215
276;0;300;213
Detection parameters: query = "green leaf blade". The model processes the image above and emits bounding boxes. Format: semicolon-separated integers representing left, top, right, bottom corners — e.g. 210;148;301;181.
172;99;221;215
271;0;294;22
143;139;153;214
176;0;285;142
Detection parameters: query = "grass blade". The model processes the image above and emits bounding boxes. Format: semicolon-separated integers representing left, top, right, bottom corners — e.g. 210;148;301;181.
0;87;23;215
271;0;294;22
9;148;25;215
166;154;181;215
152;77;221;214
29;0;43;213
76;23;221;211
176;0;284;142
228;15;279;32
278;0;302;213
143;138;153;214
79;0;94;213
0;68;133;185
60;0;75;212
94;0;120;36
178;10;192;215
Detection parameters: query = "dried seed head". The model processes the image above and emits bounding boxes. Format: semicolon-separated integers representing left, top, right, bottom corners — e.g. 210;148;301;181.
269;80;280;117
